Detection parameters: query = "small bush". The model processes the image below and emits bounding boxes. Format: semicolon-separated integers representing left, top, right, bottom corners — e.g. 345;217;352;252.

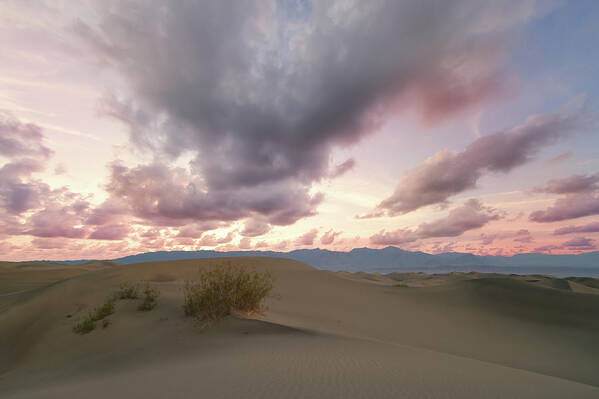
138;283;160;311
94;300;115;320
118;282;140;299
394;283;409;288
183;263;274;321
73;300;115;334
73;313;96;334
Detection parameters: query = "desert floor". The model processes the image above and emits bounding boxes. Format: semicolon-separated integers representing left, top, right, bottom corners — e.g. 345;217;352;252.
1;257;598;398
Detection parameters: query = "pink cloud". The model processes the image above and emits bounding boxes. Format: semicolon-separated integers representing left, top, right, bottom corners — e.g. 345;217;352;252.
375;103;593;215
294;229;319;246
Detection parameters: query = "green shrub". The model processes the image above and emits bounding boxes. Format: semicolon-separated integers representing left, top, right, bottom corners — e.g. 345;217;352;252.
94;300;115;320
73;299;115;334
183;263;274;321
118;282;140;299
394;283;409;288
138;283;160;311
73;313;96;334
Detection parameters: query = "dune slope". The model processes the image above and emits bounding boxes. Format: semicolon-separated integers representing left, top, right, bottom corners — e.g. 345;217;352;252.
1;257;598;398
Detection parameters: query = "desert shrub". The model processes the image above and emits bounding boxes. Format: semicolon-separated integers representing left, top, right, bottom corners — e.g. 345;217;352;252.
73;299;115;334
118;282;140;299
183;263;274;321
73;313;96;334
138;283;160;311
94;300;116;320
394;283;409;288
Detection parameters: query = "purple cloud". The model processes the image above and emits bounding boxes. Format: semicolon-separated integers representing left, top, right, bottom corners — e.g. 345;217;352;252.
554;221;599;235
535;173;599;194
320;230;342;245
89;224;131;240
370;229;419;246
530;193;599;222
100;162;323;227
0;112;52;160
295;229;319;246
370;199;501;245
74;0;550;228
375;103;594;215
546;151;573;165
240;218;271;237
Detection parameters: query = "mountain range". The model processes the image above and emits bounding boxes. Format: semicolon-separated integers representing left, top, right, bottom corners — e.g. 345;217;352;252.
50;247;599;277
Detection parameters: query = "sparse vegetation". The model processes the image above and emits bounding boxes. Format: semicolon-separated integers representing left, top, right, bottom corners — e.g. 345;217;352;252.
94;299;116;319
183;263;274;321
394;283;409;288
118;282;140;299
73;299;115;334
138;283;160;311
73;313;96;334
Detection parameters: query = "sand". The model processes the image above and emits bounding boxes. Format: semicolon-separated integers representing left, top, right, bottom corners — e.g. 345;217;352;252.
1;257;598;398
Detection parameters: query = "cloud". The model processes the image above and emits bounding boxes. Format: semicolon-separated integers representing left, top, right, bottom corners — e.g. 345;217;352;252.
89;224;131;240
553;222;599;235
238;237;252;250
375;101;594;215
176;222;223;238
74;0;549;227
416;199;501;237
560;236;596;250
529;192;599;222
197;231;234;247
546;150;573;165
0;112;52;160
370;199;501;245
254;241;268;249
295;228;319;246
328;159;356;178
320;229;342;245
479;229;531;245
274;240;289;251
240;218;271;237
370;229;419;246
535;173;599;194
101;162;323;227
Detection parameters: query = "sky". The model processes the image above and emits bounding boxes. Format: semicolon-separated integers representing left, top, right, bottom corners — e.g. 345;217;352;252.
1;0;598;261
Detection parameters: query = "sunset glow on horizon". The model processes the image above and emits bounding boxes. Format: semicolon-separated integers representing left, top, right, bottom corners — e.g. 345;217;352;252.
1;0;598;261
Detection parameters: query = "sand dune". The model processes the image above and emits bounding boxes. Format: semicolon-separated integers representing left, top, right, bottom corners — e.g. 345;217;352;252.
1;257;598;398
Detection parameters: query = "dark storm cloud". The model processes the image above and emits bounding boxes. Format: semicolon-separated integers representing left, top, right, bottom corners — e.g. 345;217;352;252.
370;199;501;245
75;0;546;227
376;104;594;215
